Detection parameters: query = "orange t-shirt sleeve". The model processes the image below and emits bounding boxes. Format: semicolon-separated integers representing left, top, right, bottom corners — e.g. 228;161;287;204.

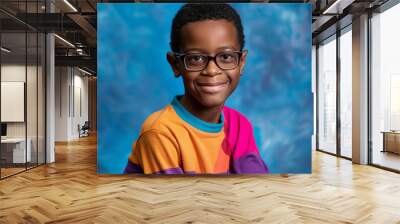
133;131;182;174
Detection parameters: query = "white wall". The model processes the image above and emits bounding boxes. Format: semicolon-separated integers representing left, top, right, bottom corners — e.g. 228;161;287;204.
1;65;40;138
55;66;69;141
55;67;89;141
73;72;89;138
1;65;26;131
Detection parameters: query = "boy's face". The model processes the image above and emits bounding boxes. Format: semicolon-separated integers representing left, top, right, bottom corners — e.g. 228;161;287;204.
168;19;247;108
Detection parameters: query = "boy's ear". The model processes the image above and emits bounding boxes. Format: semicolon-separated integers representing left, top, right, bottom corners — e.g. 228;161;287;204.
239;50;248;75
167;52;181;77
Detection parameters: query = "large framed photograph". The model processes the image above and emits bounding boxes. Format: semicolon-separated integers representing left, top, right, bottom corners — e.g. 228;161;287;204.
98;3;312;174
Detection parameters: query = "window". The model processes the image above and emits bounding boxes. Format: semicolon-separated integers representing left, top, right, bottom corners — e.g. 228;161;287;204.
317;36;337;154
370;2;400;171
339;27;352;158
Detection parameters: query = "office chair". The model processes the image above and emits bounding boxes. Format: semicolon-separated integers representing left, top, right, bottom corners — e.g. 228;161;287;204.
79;121;90;138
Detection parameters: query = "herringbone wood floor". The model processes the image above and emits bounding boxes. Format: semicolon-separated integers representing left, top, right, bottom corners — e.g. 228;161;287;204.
1;134;400;224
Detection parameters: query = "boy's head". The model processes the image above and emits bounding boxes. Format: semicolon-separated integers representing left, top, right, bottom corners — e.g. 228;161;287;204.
167;3;247;109
170;3;245;53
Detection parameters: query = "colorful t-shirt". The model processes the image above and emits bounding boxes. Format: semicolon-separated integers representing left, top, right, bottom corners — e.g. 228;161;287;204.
124;96;268;174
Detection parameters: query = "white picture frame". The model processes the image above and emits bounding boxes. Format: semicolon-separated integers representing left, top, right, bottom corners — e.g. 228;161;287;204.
1;81;25;122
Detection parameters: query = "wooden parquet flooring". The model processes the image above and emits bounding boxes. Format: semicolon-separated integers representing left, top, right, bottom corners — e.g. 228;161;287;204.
1;134;400;224
1;167;26;178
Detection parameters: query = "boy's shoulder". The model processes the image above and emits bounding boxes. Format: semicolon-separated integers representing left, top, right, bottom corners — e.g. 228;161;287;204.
140;105;180;134
223;106;252;126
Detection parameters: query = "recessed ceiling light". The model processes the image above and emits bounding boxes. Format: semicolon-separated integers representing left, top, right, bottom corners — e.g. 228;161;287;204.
322;0;354;15
63;0;78;12
1;47;11;53
78;67;93;76
54;34;75;48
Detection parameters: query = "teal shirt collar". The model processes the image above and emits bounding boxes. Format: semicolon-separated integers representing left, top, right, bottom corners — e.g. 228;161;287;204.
171;96;224;133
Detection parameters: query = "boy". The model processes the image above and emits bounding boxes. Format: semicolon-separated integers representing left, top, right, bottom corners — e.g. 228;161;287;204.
124;3;268;174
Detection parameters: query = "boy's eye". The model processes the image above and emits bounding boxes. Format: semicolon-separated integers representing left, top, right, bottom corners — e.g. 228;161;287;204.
218;53;236;63
186;55;206;65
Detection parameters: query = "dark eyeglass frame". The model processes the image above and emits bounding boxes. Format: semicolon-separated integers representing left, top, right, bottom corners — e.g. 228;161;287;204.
174;51;244;72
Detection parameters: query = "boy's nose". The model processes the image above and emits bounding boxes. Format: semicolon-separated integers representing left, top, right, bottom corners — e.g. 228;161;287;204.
202;59;222;76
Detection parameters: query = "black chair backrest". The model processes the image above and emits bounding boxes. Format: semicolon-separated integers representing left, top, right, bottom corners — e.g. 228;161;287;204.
82;121;90;129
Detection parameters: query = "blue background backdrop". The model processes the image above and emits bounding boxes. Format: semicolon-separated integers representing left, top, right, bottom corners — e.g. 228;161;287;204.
98;3;312;174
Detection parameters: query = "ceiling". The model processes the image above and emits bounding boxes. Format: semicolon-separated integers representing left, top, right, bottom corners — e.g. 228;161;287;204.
0;0;393;75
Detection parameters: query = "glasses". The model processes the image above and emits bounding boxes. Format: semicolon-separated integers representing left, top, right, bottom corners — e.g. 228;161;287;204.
174;51;243;72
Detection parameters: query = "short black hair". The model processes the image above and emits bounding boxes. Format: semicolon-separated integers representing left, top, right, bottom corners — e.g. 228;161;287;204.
170;3;245;53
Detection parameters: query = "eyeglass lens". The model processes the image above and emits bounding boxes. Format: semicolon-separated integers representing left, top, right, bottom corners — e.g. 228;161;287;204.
183;52;240;71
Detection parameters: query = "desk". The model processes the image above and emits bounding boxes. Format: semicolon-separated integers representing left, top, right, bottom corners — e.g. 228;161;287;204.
1;138;31;163
381;131;400;154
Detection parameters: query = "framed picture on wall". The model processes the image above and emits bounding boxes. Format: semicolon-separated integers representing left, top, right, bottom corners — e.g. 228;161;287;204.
97;3;312;175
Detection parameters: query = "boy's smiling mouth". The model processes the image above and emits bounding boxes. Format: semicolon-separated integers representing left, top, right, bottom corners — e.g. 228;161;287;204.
195;80;229;94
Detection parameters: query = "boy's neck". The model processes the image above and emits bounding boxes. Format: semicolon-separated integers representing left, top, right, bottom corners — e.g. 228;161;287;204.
179;95;223;124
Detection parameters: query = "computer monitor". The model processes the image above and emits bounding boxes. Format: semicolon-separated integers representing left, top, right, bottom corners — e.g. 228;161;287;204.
1;123;7;137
